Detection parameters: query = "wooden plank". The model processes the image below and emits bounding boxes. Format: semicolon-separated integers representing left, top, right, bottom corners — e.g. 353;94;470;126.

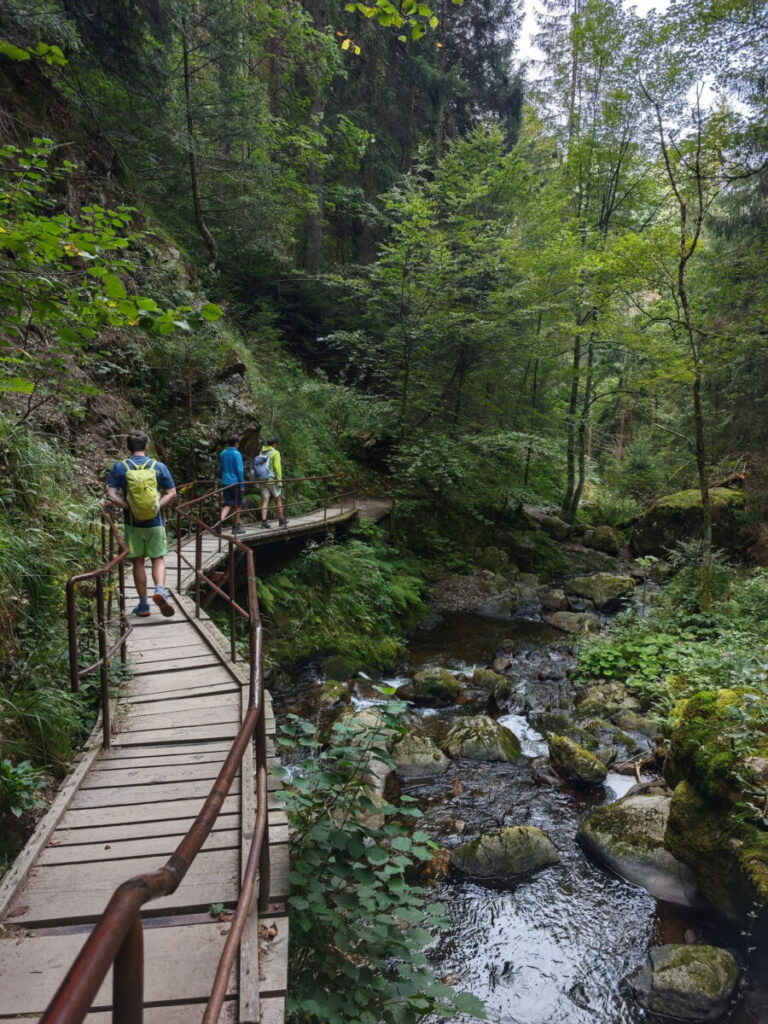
99;740;233;763
6;848;239;925
259;996;286;1024
51;812;241;847
239;710;258;1020
57;793;239;830
124;692;241;720
255;915;289;996
130;650;219;670
115;722;241;746
0;921;238;1015
267;843;289;901
124;670;235;693
70;777;241;810
122;682;239;705
6;1008;240;1024
82;759;230;789
38;827;239;867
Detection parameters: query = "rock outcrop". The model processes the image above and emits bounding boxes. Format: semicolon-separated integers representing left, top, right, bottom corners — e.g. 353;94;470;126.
548;735;607;784
631;487;751;557
564;573;635;609
628;945;739;1021
443;716;521;762
450;825;560;877
578;793;699;905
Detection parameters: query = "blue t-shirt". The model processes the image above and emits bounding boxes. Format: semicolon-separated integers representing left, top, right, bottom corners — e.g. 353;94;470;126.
107;454;176;527
219;446;244;486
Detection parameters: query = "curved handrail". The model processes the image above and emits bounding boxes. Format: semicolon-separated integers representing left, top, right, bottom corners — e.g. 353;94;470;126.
44;497;271;1024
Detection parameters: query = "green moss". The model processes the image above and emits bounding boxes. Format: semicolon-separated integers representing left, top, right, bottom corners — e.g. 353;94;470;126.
666;689;745;801
657;945;740;1000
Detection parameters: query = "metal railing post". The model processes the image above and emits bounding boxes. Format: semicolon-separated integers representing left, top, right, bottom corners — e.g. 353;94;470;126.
195;520;202;620
96;575;110;749
66;581;80;693
176;509;182;592
323;478;328;523
113;915;144;1024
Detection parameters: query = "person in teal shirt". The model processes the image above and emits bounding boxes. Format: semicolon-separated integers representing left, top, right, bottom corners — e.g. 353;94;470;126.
215;435;245;534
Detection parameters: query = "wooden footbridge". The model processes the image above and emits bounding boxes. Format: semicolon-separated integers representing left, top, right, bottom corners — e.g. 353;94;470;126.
0;479;364;1023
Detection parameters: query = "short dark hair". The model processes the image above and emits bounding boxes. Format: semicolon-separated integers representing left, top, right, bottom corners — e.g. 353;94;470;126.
266;435;279;445
227;435;239;447
127;431;149;453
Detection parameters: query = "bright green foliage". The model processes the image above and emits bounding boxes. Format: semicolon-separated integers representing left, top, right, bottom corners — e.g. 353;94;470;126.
0;139;221;420
0;759;46;818
345;0;462;42
277;707;485;1024
258;526;425;668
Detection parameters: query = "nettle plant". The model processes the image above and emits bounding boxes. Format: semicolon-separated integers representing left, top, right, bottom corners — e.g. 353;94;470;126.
0;138;221;422
276;702;485;1024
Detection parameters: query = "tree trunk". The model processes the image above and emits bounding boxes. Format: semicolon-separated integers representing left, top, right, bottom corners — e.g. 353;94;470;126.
181;18;217;266
568;338;594;519
562;336;581;519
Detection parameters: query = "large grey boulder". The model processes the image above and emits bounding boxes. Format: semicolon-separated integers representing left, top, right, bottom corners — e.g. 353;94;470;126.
629;945;739;1020
565;573;635;609
450;825;560;878
578;793;700;906
398;667;460;706
443;715;521;762
546;611;599;634
549;735;607;784
586;525;621;555
392;734;450;779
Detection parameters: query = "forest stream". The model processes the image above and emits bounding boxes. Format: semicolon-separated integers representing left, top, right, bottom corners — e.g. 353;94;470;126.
272;611;768;1024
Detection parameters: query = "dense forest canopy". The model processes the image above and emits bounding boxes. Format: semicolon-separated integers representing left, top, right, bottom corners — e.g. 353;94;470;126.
1;0;767;857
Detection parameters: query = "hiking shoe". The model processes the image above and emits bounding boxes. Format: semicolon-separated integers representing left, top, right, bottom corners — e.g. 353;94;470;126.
232;526;246;535
260;520;272;529
133;602;151;617
278;517;288;528
152;591;175;618
213;521;222;534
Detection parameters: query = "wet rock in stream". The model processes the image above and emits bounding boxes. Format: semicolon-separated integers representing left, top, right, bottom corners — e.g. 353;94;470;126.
450;825;561;878
628;944;740;1020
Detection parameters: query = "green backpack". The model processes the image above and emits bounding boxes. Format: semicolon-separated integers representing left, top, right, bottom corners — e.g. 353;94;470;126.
123;457;160;521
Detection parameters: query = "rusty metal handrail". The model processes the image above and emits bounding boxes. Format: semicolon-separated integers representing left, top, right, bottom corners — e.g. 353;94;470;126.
45;499;271;1024
66;510;132;749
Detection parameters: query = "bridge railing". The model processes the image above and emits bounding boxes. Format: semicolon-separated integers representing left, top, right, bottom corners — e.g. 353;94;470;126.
65;509;132;750
46;504;272;1023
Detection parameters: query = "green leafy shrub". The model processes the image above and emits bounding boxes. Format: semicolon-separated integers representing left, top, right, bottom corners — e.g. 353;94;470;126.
277;706;485;1024
0;759;46;818
258;527;426;668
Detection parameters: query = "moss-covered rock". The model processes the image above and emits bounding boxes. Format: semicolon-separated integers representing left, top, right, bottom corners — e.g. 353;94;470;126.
443;715;521;762
560;542;620;575
450;825;560;877
476;545;510;572
578;794;699;905
322;654;362;681
391;734;450;779
629;944;739;1021
398;667;460;707
317;679;351;708
548;734;607;783
506;529;567;577
546;611;599;634
472;668;508;692
565;573;635;609
631;487;752;557
540;587;569;611
585;524;622;554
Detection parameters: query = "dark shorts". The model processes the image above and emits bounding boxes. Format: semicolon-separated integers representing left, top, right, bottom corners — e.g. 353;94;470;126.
222;485;244;507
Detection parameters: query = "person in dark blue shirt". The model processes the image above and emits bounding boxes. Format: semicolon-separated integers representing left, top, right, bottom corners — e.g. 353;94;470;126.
106;431;177;617
215;435;245;535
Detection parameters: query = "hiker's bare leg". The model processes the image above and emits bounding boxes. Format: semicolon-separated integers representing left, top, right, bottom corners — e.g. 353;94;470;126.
220;503;231;524
151;556;166;589
261;493;269;521
133;557;148;600
275;495;285;519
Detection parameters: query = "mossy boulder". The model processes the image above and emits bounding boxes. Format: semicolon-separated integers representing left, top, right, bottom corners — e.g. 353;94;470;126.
629;944;739;1021
398;667;460;707
322;654;362;681
476;545;510;572
430;570;506;614
391;734;450;779
578;794;699;905
540;587;569;611
548;734;607;784
565;573;635;609
472;668;508;692
443;715;521;762
450;825;560;878
559;542;620;575
631;487;751;557
546;611;599;634
506;529;567;577
317;679;351;708
585;524;622;555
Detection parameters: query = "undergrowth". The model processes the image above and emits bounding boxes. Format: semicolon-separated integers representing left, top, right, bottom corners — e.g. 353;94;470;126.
258;524;426;669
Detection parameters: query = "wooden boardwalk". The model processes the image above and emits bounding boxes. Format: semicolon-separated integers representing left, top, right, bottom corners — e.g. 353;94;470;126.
0;503;358;1022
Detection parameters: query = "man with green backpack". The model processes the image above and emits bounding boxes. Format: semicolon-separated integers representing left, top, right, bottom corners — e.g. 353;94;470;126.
106;432;177;617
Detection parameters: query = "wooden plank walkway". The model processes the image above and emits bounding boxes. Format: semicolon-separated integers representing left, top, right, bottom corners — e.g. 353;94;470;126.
0;502;357;1022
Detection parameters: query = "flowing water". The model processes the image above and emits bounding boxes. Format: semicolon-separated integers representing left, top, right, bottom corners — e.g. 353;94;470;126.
271;612;768;1024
